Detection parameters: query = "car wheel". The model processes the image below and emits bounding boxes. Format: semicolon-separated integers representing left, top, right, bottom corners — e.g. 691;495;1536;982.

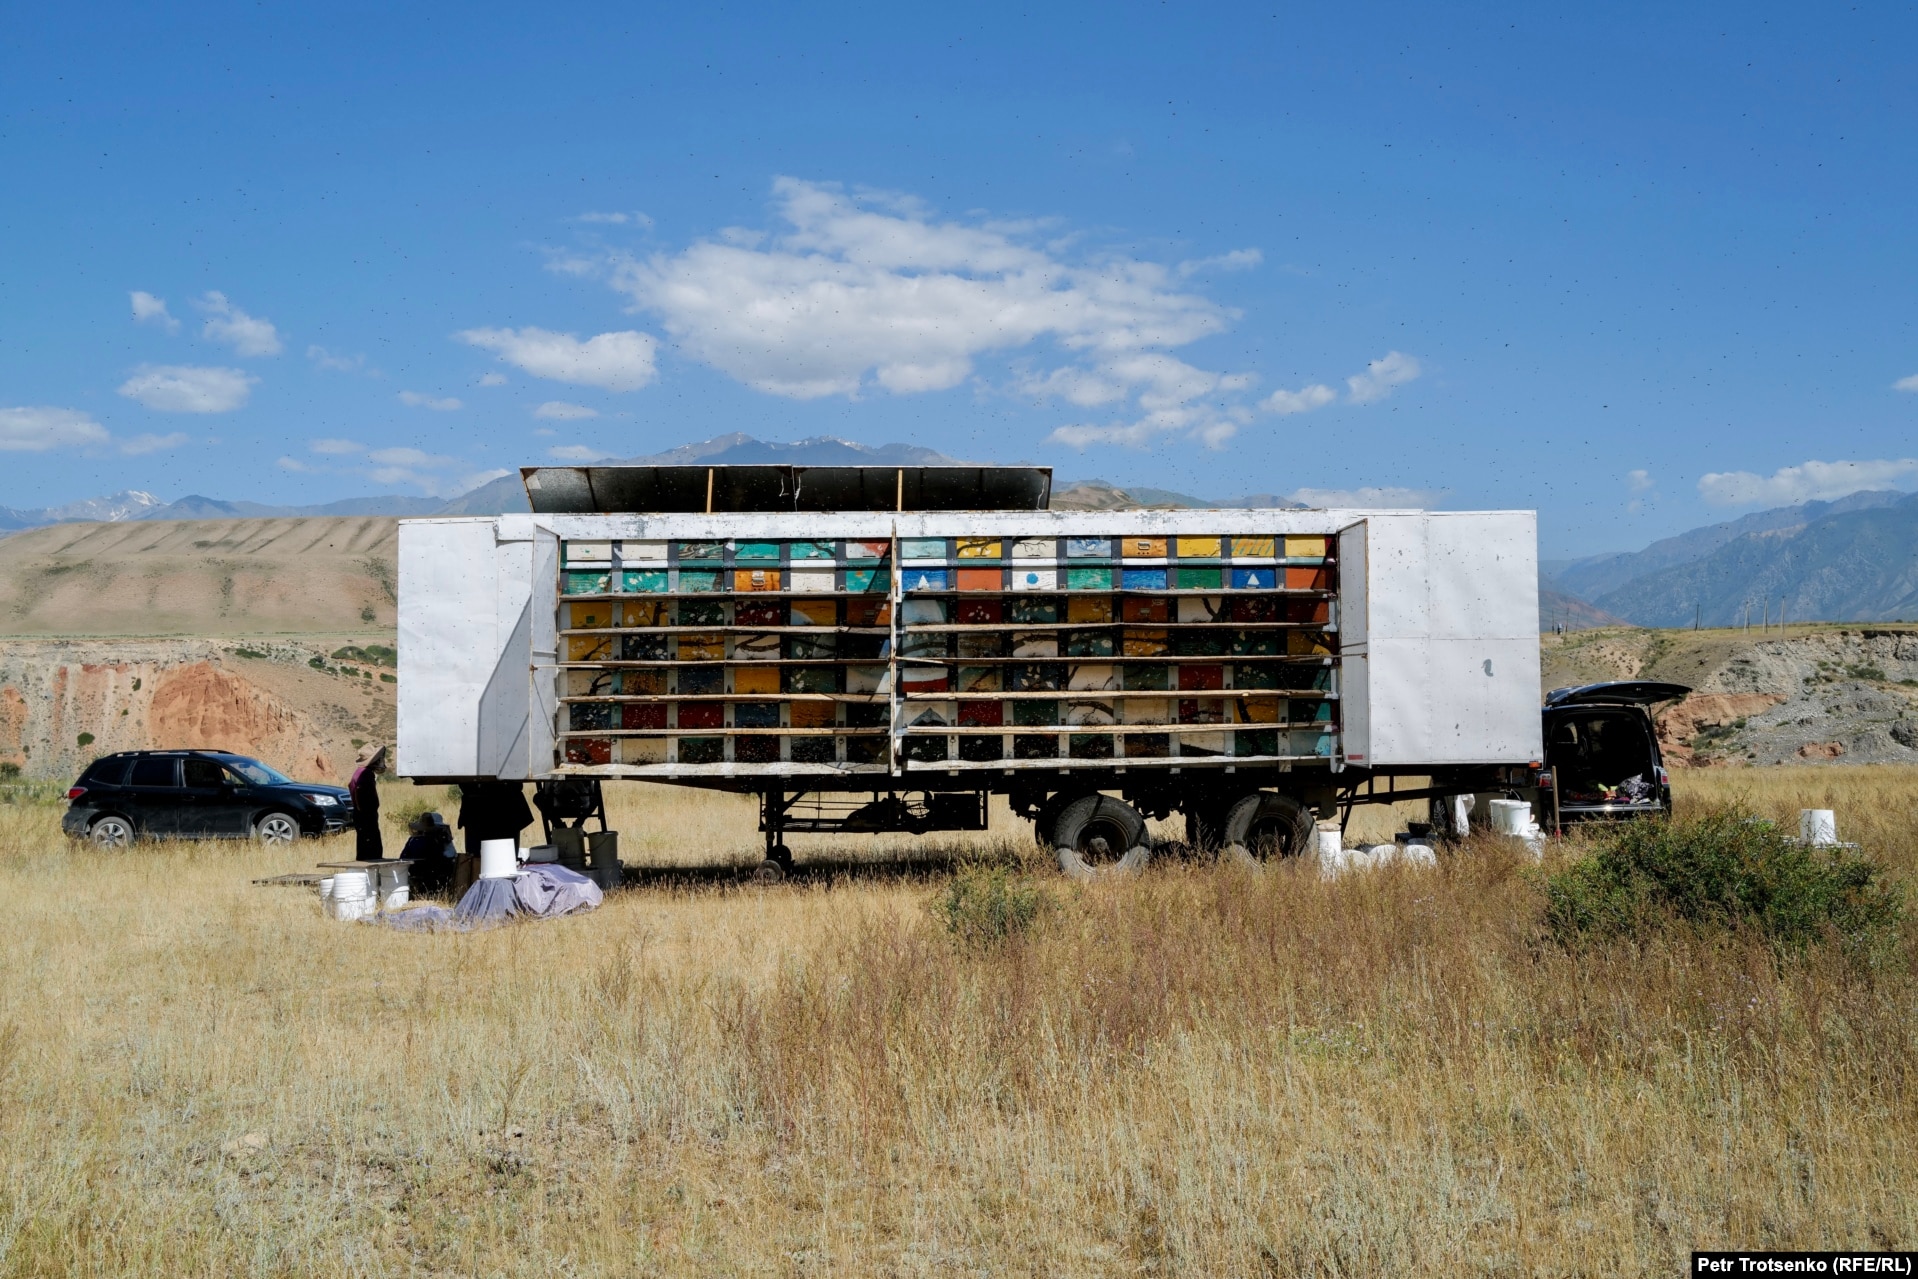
254;812;300;845
89;815;135;848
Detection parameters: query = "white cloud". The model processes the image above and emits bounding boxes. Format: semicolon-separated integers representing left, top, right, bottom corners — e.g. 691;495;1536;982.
1895;374;1918;392
1627;468;1654;492
577;211;653;227
533;401;600;420
1344;351;1421;405
195;292;282;357
130;291;179;332
1261;383;1337;416
1287;486;1437;509
0;406;111;452
561;177;1415;449
368;446;447;468
354;446;505;496
310;437;363;455
119;432;188;456
277;455;322;473
117;364;256;413
605;177;1236;415
398;390;462;411
307;345;370;374
478;371;508;386
1697;458;1918;507
1177;248;1263;277
548;444;609;461
456;326;657;391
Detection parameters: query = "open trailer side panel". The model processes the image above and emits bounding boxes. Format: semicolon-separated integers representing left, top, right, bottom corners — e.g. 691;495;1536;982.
1355;512;1541;768
397;517;539;779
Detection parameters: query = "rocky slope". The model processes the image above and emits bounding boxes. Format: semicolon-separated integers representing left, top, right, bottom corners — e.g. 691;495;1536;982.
1543;625;1918;766
0;638;396;783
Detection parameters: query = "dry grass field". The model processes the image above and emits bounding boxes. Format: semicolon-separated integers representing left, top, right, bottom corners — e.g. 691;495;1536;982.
1;768;1914;1275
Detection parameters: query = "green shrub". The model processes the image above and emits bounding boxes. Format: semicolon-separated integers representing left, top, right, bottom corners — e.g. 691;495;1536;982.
1544;808;1902;953
933;864;1054;947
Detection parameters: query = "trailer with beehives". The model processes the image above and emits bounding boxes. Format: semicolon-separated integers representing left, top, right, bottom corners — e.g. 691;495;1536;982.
396;465;1543;877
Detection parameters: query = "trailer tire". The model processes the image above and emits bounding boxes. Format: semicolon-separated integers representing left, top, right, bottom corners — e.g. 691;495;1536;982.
1051;794;1151;881
1030;790;1076;848
1219;792;1315;867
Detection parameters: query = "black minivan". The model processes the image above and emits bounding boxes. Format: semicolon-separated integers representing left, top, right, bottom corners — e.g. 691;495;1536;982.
62;750;355;846
1540;681;1689;827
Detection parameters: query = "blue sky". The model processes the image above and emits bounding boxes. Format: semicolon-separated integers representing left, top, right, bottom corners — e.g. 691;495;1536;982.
2;1;1914;555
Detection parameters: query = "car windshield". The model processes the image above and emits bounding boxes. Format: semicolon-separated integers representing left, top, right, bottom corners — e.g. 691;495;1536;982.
225;757;295;786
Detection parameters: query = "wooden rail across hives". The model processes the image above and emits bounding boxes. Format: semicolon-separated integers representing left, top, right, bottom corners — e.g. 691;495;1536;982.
551;533;1341;775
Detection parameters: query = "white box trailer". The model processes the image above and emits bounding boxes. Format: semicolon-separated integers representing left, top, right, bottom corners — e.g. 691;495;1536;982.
397;465;1541;873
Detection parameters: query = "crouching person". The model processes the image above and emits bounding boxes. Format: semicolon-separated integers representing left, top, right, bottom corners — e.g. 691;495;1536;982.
400;811;456;897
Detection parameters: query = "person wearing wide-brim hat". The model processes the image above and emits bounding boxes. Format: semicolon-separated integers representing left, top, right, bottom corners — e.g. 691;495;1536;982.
349;744;388;861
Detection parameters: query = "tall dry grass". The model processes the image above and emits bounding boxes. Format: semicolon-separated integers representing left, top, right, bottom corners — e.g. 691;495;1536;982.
0;767;1913;1275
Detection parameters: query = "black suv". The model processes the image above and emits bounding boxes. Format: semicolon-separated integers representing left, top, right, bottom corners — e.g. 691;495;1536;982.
62;750;354;846
1540;681;1689;826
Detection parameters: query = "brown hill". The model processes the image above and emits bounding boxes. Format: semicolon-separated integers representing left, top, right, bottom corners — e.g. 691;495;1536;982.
0;517;398;637
0;637;397;783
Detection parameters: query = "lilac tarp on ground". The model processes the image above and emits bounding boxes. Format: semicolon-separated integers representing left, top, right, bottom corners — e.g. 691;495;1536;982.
376;864;603;932
514;863;604;917
453;876;523;926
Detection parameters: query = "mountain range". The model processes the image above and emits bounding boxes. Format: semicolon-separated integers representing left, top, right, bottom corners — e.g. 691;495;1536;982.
7;434;1915;627
1543;490;1918;627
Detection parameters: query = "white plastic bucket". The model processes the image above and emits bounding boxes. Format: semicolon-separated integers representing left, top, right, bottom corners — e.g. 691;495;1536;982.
332;870;370;900
374;864;409;910
1489;799;1533;836
1800;809;1837;846
318;876;335;901
1315;824;1342;860
479;838;519;880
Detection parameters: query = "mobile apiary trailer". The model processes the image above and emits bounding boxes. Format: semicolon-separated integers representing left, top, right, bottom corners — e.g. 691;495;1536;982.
397;465;1542;875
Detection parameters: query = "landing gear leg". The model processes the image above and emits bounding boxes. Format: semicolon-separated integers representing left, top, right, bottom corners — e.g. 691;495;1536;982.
756;789;795;882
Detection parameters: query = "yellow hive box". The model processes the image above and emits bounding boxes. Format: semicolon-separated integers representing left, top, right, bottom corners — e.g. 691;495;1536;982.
1120;536;1167;559
1284;536;1328;559
955;538;1002;559
733;569;782;592
1287;630;1333;656
790;599;837;627
1230;536;1276;558
790;702;834;728
1175;536;1222;558
568;602;613;629
733;667;781;695
1066;596;1114;623
1234;696;1284;723
565;635;612;662
621;601;669;627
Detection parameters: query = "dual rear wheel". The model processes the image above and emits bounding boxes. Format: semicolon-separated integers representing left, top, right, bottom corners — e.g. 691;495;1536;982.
1040;789;1316;878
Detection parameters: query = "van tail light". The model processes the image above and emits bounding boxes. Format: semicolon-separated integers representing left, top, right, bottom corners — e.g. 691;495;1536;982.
1655;766;1669;789
67;787;87;800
